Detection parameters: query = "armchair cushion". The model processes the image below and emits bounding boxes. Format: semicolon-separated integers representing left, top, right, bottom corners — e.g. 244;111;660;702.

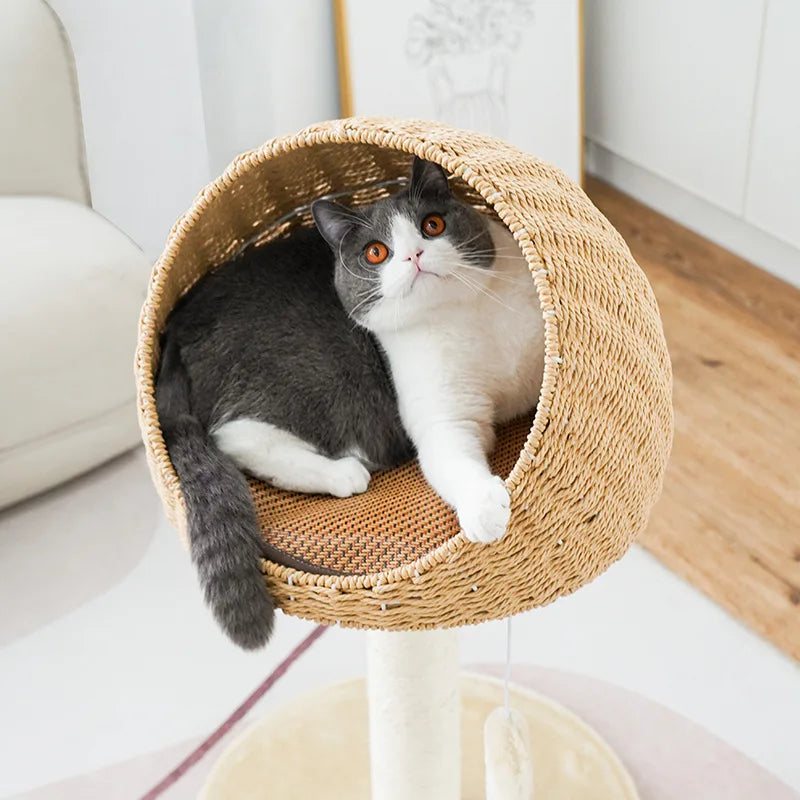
0;196;149;507
0;0;89;203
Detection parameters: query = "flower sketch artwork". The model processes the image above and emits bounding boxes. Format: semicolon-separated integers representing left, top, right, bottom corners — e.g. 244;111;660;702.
406;0;536;137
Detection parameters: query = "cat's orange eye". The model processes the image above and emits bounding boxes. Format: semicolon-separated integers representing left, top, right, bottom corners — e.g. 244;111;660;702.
422;214;445;237
365;241;389;265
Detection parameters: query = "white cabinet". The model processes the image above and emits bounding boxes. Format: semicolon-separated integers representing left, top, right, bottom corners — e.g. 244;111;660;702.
744;0;800;251
585;0;800;286
585;0;764;215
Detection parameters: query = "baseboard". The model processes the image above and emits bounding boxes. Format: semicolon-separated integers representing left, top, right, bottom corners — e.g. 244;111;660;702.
584;140;800;288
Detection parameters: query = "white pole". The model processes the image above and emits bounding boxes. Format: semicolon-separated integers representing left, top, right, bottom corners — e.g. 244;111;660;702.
366;629;460;800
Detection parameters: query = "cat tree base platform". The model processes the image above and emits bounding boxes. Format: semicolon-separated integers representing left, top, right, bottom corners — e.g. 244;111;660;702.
199;673;638;799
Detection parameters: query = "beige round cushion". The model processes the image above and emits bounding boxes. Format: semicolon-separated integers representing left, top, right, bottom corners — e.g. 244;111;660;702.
1;197;148;507
200;676;639;800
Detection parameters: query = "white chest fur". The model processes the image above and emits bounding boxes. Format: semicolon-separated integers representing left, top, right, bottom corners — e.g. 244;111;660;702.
373;219;544;544
377;220;544;437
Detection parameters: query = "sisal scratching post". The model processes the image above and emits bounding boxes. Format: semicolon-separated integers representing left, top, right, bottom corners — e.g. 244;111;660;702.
366;629;460;800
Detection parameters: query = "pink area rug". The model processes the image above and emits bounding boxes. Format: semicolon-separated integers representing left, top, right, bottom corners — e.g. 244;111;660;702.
16;662;797;799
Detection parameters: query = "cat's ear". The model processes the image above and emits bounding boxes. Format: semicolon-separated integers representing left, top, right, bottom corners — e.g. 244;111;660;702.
410;157;451;199
311;199;362;248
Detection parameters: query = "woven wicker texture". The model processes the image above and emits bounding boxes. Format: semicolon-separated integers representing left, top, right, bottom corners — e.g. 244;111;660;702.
135;118;672;631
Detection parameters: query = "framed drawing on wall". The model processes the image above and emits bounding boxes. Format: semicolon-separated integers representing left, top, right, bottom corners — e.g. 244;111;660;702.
334;0;583;184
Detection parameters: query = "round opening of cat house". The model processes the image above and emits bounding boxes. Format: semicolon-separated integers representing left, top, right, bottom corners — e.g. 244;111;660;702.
136;118;672;631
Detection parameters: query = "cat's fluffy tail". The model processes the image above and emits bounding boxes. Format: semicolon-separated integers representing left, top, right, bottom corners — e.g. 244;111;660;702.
155;337;275;649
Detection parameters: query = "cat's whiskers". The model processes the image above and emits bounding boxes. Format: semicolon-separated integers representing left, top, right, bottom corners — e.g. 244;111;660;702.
349;286;383;319
344;265;381;283
337;236;346;271
460;228;491;246
449;266;523;314
449;270;481;296
461;249;526;261
334;210;370;229
441;252;524;279
451;261;530;284
410;174;425;206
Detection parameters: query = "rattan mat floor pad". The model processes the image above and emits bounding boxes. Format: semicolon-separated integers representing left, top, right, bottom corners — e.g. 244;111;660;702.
253;415;533;575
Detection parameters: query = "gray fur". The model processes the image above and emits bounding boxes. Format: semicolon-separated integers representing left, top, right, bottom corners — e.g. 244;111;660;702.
156;157;489;649
157;338;274;649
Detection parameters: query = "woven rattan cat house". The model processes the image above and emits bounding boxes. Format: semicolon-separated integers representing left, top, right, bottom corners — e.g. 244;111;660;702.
136;118;672;799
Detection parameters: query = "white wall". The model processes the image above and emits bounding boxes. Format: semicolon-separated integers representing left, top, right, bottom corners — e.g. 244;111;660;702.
47;0;339;260
48;0;210;260
585;0;800;287
192;0;338;178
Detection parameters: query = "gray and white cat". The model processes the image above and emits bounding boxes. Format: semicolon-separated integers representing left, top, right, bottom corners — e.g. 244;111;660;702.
157;158;543;649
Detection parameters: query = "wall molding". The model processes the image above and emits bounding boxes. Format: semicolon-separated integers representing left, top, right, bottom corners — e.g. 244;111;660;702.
585;140;800;288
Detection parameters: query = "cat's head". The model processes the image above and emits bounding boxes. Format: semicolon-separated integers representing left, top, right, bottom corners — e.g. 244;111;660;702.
312;157;495;332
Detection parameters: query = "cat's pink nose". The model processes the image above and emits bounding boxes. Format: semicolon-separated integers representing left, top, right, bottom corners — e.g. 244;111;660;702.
404;250;424;269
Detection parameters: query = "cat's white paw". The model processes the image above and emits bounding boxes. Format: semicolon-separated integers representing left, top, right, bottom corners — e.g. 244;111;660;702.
458;476;511;544
327;457;371;498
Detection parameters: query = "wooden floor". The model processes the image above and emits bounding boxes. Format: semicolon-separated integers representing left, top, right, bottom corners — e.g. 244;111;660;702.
585;178;800;662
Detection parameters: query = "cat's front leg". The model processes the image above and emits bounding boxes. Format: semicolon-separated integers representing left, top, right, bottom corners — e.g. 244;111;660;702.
455;473;511;544
413;420;510;544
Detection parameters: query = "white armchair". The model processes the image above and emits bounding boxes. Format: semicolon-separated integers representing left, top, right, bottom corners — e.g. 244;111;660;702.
0;0;149;507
